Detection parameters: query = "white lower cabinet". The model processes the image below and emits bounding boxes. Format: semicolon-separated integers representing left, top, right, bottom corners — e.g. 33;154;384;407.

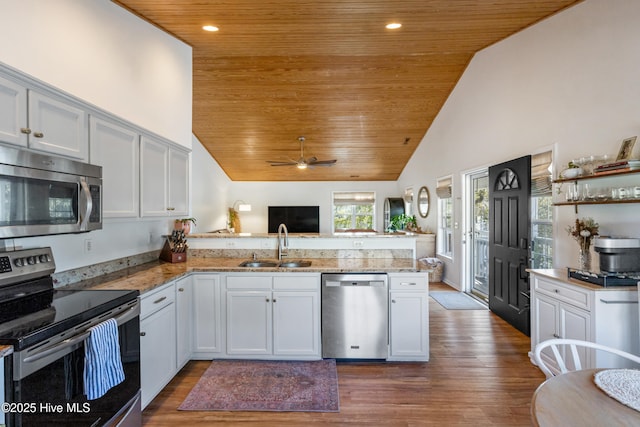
224;273;321;360
139;282;177;409
175;276;193;370
388;273;430;361
530;272;639;375
192;274;223;358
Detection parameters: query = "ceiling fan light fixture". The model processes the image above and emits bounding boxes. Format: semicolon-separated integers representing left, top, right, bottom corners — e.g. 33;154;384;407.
297;163;308;170
202;25;219;32
385;22;402;30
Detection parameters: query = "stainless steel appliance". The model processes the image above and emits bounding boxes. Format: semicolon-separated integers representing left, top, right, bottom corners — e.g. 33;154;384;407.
594;237;640;273
0;144;102;238
0;247;140;427
321;273;388;359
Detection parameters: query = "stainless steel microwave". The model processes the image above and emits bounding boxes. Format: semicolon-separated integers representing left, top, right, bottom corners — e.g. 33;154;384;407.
0;144;102;238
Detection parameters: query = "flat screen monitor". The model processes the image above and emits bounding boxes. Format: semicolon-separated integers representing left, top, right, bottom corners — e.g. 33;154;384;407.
268;206;320;233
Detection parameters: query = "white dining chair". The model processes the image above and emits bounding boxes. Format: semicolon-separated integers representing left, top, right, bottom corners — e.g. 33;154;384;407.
533;338;640;379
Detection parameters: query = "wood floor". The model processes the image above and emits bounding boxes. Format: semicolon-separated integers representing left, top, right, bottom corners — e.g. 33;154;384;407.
142;283;545;426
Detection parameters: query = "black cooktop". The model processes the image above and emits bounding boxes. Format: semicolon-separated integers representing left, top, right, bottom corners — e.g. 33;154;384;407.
568;268;640;287
0;287;138;351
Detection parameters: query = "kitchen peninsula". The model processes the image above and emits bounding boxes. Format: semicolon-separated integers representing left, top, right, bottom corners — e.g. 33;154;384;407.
52;231;431;409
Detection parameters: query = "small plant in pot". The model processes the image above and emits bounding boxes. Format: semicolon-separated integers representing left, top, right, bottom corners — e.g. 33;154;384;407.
388;214;417;232
174;218;196;234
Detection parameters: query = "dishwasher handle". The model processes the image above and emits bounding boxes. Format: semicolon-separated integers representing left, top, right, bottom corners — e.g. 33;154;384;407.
324;280;387;287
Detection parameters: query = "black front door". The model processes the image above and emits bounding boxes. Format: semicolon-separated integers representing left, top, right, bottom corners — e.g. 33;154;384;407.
488;156;531;336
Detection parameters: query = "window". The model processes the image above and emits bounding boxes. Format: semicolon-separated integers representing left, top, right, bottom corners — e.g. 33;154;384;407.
332;191;375;232
531;196;553;268
436;176;453;258
530;151;553;269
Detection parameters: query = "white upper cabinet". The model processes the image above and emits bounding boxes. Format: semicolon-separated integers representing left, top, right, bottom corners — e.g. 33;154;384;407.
89;116;139;218
141;136;169;217
168;148;189;216
27;91;88;160
0;75;88;160
0;75;28;147
141;135;189;217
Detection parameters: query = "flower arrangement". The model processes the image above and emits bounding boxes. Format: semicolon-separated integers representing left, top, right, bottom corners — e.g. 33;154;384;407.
566;217;599;252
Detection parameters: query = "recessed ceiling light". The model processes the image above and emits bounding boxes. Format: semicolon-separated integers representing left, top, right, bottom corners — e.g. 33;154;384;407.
202;25;219;32
386;23;402;30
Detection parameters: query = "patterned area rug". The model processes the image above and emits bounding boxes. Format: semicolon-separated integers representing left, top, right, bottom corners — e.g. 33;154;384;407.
430;291;488;310
178;359;339;412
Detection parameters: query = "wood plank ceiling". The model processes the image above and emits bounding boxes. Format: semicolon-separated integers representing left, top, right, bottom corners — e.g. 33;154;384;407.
115;0;580;181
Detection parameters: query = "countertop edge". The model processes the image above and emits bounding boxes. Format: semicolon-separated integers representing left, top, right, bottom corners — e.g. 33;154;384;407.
527;268;639;291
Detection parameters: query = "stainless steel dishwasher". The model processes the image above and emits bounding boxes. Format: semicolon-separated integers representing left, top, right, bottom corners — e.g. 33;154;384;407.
321;273;388;359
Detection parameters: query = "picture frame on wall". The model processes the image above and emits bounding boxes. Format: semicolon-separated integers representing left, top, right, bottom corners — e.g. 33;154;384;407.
616;136;637;160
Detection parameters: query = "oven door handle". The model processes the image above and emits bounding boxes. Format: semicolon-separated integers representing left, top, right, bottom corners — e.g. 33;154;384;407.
79;178;93;231
22;304;139;364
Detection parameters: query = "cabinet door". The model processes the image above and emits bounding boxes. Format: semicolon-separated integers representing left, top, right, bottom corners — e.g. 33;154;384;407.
192;274;222;356
273;291;319;357
533;293;559;343
27;90;88;160
0;75;27;147
89;116;139;217
140;302;177;409
226;290;272;355
176;276;193;369
168;149;189;216
559;303;591;370
140;136;169;217
389;291;429;360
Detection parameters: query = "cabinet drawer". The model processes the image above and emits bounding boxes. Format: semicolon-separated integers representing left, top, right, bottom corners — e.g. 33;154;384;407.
390;275;428;291
140;283;175;318
226;275;272;290
274;275;319;291
535;278;590;310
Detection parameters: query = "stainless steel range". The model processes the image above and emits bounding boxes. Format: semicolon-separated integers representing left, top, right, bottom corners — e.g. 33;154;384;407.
0;247;141;427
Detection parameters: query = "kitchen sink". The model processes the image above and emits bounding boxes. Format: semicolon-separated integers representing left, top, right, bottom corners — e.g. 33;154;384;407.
237;259;312;268
277;260;312;268
238;260;279;268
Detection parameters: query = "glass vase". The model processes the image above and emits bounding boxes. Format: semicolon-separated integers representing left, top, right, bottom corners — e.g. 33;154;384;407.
578;247;591;271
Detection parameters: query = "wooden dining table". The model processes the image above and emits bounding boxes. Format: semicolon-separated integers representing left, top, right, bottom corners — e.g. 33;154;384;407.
531;369;640;426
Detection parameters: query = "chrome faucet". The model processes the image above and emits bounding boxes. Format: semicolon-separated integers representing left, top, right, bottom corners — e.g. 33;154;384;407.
277;223;289;260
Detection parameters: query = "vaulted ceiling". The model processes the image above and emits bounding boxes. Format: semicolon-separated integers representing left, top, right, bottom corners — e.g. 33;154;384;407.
115;0;580;181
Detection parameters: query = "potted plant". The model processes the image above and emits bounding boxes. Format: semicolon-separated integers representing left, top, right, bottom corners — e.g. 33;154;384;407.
174;217;196;234
389;214;417;232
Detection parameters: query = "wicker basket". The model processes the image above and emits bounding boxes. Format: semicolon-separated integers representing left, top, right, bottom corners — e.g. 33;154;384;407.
420;257;443;282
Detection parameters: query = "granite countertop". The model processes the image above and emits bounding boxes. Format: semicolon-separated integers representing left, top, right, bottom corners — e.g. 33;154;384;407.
528;268;639;291
189;232;434;238
0;345;13;357
68;257;428;294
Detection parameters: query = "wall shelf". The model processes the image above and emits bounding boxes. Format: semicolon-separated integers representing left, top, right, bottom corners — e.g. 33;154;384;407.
553;168;640;184
553;168;640;212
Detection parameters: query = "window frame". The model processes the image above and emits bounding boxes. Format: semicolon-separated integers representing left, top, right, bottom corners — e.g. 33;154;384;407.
436;176;453;259
331;191;376;233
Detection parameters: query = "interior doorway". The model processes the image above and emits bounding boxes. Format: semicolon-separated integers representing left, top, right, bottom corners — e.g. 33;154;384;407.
466;170;490;301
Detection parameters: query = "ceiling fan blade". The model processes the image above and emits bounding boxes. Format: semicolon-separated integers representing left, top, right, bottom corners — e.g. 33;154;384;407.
266;161;298;166
307;159;337;166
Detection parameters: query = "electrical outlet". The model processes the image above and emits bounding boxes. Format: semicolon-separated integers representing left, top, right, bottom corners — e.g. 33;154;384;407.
261;240;271;249
226;241;236;248
353;240;364;248
84;239;93;253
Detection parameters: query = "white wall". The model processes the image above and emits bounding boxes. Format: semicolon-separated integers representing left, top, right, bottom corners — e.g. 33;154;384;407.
0;0;193;272
222;181;400;234
0;0;192;149
191;135;232;233
399;0;640;288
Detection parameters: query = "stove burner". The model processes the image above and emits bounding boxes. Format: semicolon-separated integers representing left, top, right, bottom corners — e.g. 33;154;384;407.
568;267;640;287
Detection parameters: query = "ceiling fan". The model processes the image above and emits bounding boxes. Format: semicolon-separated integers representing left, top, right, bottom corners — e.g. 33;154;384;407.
267;136;337;169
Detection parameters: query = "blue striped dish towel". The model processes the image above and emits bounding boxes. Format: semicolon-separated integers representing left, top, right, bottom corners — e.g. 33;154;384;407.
83;318;125;400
